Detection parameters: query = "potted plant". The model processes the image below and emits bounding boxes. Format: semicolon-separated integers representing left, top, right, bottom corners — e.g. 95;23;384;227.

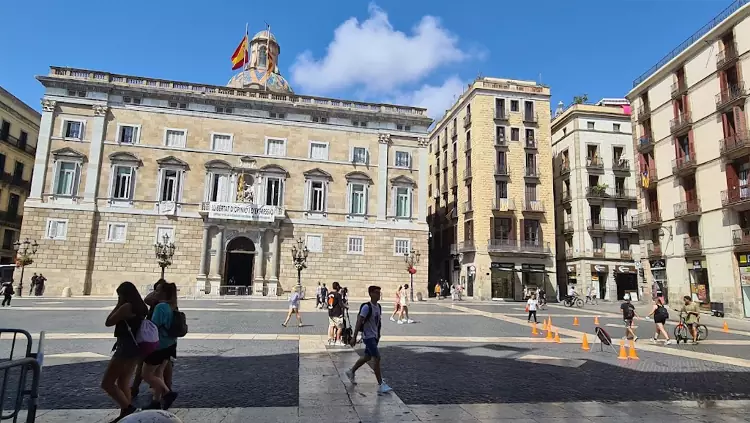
592;183;609;196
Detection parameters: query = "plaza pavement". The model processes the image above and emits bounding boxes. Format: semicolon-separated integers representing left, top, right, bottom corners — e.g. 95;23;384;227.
2;297;750;422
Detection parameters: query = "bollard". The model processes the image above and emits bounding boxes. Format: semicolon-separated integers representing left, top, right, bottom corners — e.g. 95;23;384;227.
61;287;72;298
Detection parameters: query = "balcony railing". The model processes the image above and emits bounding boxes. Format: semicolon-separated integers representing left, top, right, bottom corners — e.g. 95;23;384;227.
0;133;37;156
494;164;510;177
614;188;637;201
492;198;515;211
463;113;472;128
717;42;739;69
462;200;473;214
525;167;540;178
733;227;750;248
617;220;637;232
587;219;619;232
721;187;750;207
670;80;688;99
639;166;658;188
684;236;702;255
559;161;571;175
586;156;604;171
0;173;31;192
637;105;651;122
0;212;23;229
633;211;662;227
674;199;701;218
519;241;551;254
523;200;544;212
612;159;630;172
487;239;551;255
670;112;692;134
563;220;574;233
495;109;508;120
561;190;572;203
523;112;538;124
496;135;507;147
463;168;472;180
647;242;662;257
487;238;516;252
720;131;750;158
637;135;655;152
586;185;610;200
620;250;632;259
593;248;605;258
716;82;748;110
672;154;696;176
525;137;537;149
457;241;476;252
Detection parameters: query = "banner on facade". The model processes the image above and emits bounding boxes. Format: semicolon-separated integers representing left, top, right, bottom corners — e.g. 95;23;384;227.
566;264;576;273
613;264;637;274
208;202;276;222
590;264;609;274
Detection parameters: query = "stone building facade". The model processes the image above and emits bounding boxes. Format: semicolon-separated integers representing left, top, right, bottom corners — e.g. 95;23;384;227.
21;30;432;297
427;78;556;300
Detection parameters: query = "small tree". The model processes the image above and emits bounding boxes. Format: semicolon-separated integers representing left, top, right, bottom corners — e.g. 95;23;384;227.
573;94;589;105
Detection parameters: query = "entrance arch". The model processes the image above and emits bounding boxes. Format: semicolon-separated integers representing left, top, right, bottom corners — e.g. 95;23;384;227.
224;236;255;294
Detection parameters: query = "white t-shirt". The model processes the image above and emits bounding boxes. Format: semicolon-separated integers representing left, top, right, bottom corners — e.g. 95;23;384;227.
527;298;538;311
399;290;409;306
568;287;575;296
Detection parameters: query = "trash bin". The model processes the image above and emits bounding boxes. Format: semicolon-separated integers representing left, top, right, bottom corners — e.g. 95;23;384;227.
416;292;423;302
710;302;725;318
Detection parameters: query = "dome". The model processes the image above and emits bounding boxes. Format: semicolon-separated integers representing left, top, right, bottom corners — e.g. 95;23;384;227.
252;30;276;43
227;69;293;94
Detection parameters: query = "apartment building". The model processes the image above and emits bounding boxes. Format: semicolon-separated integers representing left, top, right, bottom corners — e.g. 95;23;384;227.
627;0;750;317
0;87;37;264
427;77;556;300
552;99;640;301
20;29;432;297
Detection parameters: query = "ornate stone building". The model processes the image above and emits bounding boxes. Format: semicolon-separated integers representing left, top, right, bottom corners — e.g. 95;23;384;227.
21;30;432;297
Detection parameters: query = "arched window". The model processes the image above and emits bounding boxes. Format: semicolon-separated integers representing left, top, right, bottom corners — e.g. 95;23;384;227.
258;46;267;68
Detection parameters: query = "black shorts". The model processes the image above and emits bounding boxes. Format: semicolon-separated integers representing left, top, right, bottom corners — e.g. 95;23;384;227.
654;318;667;325
144;344;176;365
112;339;140;360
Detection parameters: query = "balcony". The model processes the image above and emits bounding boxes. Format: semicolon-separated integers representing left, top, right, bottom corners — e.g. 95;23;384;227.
633;211;662;228
674;199;702;219
716;82;748;111
620;250;632;260
617;220;638;233
647;242;662;258
722;187;750;209
593;248;605;258
487;238;516;253
587;219;620;232
463;113;472;128
492;198;515;212
461;200;473;214
733;228;750;250
637;105;651;122
637;135;655;152
495;109;509;121
639;166;658;189
523;112;538;124
717;42;739;70
524;167;540;178
612;158;631;173
586;156;604;172
670;81;688;99
525;137;537;149
496;135;508;148
614;188;637;203
563;220;574;234
720;131;750;160
0;133;36;156
523;200;545;213
519;241;551;255
585;185;610;202
0;173;31;192
684;236;702;256
487;239;551;256
457;241;476;253
0;212;23;229
672;154;697;176
560;190;572;204
669;112;692;135
463;168;472;180
494;164;510;177
559;161;571;176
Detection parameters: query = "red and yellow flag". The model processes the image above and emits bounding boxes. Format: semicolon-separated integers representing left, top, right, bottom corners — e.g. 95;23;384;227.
231;35;248;70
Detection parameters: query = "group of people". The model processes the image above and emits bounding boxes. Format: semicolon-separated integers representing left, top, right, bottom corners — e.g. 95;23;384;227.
620;293;702;345
434;279;464;301
0;273;48;307
102;279;184;422
29;273;47;296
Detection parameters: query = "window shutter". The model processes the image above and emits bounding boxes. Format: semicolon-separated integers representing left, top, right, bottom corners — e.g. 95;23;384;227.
107;166;115;198
409;188;414;218
177;170;185;202
280;178;285;207
130;168;137;200
52;161;62;194
346;183;352;214
390;187;396;216
519;219;525;244
303;180;310;211
687;131;695;162
734;106;747;134
323;181;328;211
364;184;369;215
156;169;164;201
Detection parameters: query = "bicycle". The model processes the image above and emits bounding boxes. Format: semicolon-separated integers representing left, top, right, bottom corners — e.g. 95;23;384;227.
563;295;584;308
673;311;708;344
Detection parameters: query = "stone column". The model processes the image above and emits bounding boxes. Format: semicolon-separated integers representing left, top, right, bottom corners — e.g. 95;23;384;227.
417;137;429;221
266;229;280;297
83;104;108;204
198;225;210;276
29;100;56;200
377;133;391;220
209;227;224;296
253;231;265;296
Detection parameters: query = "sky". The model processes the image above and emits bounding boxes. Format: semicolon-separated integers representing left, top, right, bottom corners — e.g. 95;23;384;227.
0;0;735;121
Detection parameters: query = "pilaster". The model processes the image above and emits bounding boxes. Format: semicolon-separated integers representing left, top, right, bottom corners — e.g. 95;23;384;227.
417;137;429;221
377;133;391;221
29;100;55;200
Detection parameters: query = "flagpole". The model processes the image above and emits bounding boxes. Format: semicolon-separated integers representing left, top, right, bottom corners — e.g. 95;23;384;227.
244;22;249;70
264;23;271;91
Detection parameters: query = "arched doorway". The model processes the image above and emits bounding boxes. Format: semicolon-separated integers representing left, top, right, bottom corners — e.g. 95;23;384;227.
224;236;255;295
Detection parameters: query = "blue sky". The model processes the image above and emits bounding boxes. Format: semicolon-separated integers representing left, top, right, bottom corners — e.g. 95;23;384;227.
0;0;732;120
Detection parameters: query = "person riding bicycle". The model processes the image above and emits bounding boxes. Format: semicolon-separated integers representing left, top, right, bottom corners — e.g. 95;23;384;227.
679;295;701;344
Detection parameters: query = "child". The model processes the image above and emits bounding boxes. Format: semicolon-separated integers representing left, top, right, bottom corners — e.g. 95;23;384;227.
434;283;442;300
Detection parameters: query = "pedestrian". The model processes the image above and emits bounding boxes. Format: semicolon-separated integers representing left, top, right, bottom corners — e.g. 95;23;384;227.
585;286;593;304
327;282;345;345
434;282;441;300
345;285;392;394
620;294;639;341
30;273;38;296
315;282;322;309
319;283;328;309
522;285;528;300
397;284;413;324
131;279;169;400
140;282;179;410
647;297;672;345
282;286;303;327
537;288;546;309
35;274;46;296
101;281;147;422
389;285;402;322
1;279;14;306
526;293;539;323
679;295;701;344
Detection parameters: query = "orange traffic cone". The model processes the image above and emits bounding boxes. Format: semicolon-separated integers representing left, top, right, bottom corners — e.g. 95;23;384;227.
573;316;580;326
628;340;640;360
543;318;549;331
723;321;729;333
594;316;600;325
581;334;590;351
548;316;553;327
532;323;538;336
617;340;628;360
554;330;561;343
546;327;554;340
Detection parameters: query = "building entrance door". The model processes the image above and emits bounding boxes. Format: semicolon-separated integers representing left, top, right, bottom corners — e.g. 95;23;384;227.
224;236;255;295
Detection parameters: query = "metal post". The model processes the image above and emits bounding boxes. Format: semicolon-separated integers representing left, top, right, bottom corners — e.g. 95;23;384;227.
18;266;25;298
410;272;414;302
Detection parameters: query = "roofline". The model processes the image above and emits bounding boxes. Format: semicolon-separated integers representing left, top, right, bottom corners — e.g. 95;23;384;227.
551;103;631;132
0;85;41;121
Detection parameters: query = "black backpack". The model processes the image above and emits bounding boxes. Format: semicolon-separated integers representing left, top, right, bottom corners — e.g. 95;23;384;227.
167;309;188;338
655;304;669;320
624;303;635;319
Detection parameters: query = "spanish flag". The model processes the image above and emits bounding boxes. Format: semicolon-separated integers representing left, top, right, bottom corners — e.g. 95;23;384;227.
231;35;248;70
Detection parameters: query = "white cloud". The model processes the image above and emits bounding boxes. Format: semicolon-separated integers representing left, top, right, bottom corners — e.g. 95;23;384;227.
390;76;467;120
290;3;468;95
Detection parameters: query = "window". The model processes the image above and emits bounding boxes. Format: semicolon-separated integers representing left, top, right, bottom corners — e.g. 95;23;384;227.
118;125;140;145
312;116;328;123
351;147;368;164
123;96;141;105
396;124;412;131
55;162;79;196
216;106;233;114
269;112;285;119
63;120;84;140
352;121;368;127
525;183;537;201
496;181;508;199
164;129;186;148
587;121;595;130
619;238;630;251
18;131;27;149
349;183;366;215
156;226;175;243
309;142;329;160
46;219;68;240
347;236;364;254
396;187;411;217
7;194;19;218
510;100;519;112
310;181;325;212
306;234;323;253
0;121;8;140
494;218;511;240
511;128;520;141
169;101;188;109
524;220;539;243
265;177;284;206
2;230;15;250
613;123;621;132
395;151;411;168
394;238;411;256
211;133;233;152
106;223;127;243
160;169;181;202
593;237;603;249
112;165;136;200
209;173;232;202
265;138;286;156
67;90;86;98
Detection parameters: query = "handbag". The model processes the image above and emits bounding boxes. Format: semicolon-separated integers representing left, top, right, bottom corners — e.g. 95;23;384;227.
525;304;530;312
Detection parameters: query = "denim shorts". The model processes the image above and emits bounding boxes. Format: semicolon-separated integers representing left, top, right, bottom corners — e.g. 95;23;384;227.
363;337;380;358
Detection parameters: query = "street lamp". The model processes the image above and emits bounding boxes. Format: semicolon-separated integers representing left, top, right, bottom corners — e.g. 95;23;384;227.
154;233;176;279
290;237;309;290
13;238;38;298
404;248;421;302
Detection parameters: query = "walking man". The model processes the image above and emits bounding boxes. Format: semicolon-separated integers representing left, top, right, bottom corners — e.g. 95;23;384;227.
319;283;328;309
315;282;322;309
620;294;639;341
346;285;392;394
30;273;38;296
327;282;345;345
1;279;13;306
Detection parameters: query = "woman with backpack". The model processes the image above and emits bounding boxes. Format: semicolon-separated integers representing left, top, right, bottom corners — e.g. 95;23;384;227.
102;281;148;422
140;282;179;410
647;296;672;345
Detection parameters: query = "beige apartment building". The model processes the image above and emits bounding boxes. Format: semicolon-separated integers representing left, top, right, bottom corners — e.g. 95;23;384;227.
20;30;432;297
427;77;556;300
627;0;750;317
551;99;640;301
0;87;37;266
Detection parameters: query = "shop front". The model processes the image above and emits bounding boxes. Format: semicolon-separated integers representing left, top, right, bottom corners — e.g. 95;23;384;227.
689;259;710;311
738;254;750;318
522;264;546;299
590;264;609;300
566;264;577;294
614;264;638;301
650;259;667;303
490;262;515;300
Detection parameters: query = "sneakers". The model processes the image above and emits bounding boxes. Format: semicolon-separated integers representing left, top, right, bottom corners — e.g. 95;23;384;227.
665;339;673;345
378;382;393;394
406;319;414;324
335;341;345;347
162;391;178;410
345;369;357;384
633;336;639;342
397;320;404;325
389;316;396;322
651;337;657;344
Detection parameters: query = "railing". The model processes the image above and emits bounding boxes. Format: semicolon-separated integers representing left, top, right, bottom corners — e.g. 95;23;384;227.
0;173;31;192
638;135;654;150
716;82;748;109
523;200;544;212
593;248;605;258
674;199;701;217
494;164;509;176
717;42;739;69
670;80;688;98
496;135;507;147
721;187;750;206
563;220;574;233
488;238;516;252
457;240;476;252
462;200;473;213
0;133;37;156
612;159;630;172
620;250;632;259
614;188;637;200
525;137;537;149
463;113;472;128
586;186;609;199
487;239;550;255
463;168;472;180
720;131;750;156
617;220;637;232
560;190;572;203
586;156;604;170
732;227;750;247
492;197;515;211
633;210;662;227
0;329;45;423
684;236;702;254
637;105;651;121
0;212;23;229
670;112;692;133
523;112;538;124
586;219;619;231
525;167;540;178
647;242;662;257
672;154;696;174
559;161;570;175
520;241;551;254
495;109;508;120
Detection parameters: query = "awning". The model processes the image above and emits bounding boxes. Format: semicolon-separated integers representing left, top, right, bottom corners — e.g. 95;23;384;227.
491;262;514;271
590;264;609;273
566;264;577;273
613;264;636;274
522;264;546;273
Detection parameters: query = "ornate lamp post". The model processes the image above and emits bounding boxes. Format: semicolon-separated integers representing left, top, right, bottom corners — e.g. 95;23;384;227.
154;233;176;279
290;237;309;290
404;248;421;302
13;238;38;298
